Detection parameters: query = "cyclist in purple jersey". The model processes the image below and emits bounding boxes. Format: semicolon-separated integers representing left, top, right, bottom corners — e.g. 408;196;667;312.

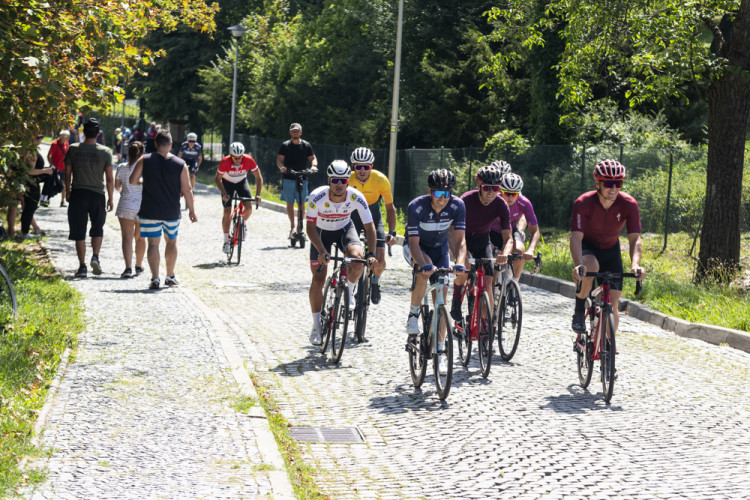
570;159;646;336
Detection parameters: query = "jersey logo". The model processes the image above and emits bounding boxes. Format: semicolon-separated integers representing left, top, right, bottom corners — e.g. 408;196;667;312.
309;202;316;209
617;212;622;221
350;193;357;202
324;202;330;208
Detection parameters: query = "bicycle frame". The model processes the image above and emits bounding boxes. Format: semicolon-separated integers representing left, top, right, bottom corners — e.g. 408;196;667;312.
421;271;452;356
457;259;492;341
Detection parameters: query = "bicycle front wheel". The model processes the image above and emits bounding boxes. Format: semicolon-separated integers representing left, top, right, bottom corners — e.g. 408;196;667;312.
498;280;523;361
235;221;244;265
329;286;348;363
434;305;453;400
0;264;17;319
601;308;617;402
319;278;333;353
477;291;494;378
408;305;429;387
455;282;472;367
354;271;370;343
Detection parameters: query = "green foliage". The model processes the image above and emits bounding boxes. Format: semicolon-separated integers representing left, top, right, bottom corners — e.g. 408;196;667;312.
483;129;530;159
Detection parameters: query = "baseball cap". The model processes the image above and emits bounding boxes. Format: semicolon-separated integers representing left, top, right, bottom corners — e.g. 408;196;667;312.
83;118;100;134
289;123;302;131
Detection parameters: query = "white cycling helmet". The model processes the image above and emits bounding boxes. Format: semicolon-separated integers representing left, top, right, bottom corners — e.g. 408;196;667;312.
187;132;197;141
491;160;512;175
499;172;524;192
229;142;244;156
350;147;375;164
327;159;351;178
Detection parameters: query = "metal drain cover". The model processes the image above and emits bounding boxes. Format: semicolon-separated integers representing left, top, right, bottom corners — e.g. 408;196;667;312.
290;426;365;443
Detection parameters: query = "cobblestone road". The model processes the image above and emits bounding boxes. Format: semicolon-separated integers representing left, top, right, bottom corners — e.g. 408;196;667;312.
31;180;750;499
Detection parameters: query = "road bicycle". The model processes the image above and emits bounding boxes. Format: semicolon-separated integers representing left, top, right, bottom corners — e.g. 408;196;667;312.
288;169;312;248
225;192;258;265
0;222;17;319
351;237;392;343
405;267;454;400
318;246;368;363
453;258;495;378
574;267;642;403
493;252;542;361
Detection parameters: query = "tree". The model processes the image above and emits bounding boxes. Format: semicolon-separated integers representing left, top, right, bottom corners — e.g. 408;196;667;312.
486;0;750;282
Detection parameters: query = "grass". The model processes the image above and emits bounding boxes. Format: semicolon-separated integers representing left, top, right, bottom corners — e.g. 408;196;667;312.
534;230;750;332
0;239;84;495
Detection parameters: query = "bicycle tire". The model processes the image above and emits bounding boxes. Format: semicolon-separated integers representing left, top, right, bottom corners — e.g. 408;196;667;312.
434;305;453;400
408;305;429;387
354;271;370;343
329;286;348;363
0;264;17;318
577;297;595;388
601;308;617;402
319;278;333;353
228;213;239;263
455;281;472;367
498;280;523;361
235;221;243;265
477;291;494;378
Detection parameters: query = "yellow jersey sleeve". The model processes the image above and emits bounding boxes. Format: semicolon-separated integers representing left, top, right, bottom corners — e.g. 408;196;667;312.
348;169;394;206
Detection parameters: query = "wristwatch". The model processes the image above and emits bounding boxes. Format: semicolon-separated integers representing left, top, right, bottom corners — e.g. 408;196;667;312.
389;230;397;237
366;252;376;259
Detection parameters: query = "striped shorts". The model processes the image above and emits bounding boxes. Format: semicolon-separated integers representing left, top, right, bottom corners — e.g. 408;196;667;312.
140;218;180;240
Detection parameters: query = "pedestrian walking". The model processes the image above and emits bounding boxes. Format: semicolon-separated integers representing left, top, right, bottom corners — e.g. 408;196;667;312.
20;135;56;239
129;130;197;290
64;118;114;278
47;130;70;206
115;141;146;278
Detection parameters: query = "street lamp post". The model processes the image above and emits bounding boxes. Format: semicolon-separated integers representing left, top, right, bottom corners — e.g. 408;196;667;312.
228;25;247;145
387;0;404;193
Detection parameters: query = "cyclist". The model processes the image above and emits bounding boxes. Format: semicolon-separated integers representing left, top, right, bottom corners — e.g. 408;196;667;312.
348;147;397;305
451;165;513;320
570;159;646;336
215;142;263;253
404;169;466;375
307;160;377;345
178;132;203;191
488;172;541;281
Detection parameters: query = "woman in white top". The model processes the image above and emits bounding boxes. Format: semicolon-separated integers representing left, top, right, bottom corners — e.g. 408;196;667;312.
115;141;145;278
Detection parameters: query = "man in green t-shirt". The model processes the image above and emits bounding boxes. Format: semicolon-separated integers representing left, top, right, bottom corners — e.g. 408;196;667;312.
64;118;114;278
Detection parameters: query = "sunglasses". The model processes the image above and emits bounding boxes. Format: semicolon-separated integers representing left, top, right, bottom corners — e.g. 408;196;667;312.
231;155;243;160
188;140;195;143
502;191;519;197
432;190;452;199
354;164;373;171
601;180;623;188
330;178;349;185
481;185;500;192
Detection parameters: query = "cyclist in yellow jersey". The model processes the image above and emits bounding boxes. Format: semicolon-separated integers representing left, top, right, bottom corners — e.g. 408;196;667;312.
348;147;397;304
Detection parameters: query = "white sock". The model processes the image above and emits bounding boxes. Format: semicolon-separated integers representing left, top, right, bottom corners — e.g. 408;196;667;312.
224;232;229;242
438;341;445;351
312;312;321;326
410;305;420;315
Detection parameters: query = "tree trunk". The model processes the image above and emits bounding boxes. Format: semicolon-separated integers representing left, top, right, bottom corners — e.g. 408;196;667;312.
698;0;750;282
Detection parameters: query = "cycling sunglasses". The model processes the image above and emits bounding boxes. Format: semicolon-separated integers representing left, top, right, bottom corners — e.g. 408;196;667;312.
601;180;623;188
481;185;500;192
231;155;243;160
354;164;373;171
431;190;452;198
330;177;349;185
501;191;519;197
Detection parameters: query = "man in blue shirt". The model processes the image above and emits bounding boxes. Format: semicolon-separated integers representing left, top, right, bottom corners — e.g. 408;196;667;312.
178;132;203;193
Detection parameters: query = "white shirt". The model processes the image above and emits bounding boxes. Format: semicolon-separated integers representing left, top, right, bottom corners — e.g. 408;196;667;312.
305;185;372;231
115;162;143;213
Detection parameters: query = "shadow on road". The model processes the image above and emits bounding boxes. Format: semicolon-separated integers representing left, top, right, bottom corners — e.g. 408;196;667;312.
367;384;451;413
270;350;356;376
540;385;623;413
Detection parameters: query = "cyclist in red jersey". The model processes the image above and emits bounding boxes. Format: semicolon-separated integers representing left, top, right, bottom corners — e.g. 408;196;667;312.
570;159;646;334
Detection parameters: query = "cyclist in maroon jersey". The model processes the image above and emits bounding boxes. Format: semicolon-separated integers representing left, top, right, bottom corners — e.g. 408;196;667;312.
570;159;646;334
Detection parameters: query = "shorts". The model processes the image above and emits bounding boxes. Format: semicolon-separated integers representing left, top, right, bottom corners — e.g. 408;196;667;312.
465;234;495;276
67;189;106;241
351;202;385;248
309;221;362;264
140;218;180;240
116;209;139;221
490;227;525;249
221;179;252;208
281;178;308;204
403;240;450;284
582;240;624;291
187;163;199;175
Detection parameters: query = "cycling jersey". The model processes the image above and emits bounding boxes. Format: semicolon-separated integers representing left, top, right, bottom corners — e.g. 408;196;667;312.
306;186;373;231
406;194;466;248
490;194;538;233
570;190;641;249
461;189;511;237
217;154;258;184
179;141;203;170
348;169;394;206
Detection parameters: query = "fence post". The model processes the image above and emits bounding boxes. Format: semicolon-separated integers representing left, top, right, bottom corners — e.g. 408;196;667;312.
619;143;624;164
580;142;586;192
661;149;674;254
440;146;445;169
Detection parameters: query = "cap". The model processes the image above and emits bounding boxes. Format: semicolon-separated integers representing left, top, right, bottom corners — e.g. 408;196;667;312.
289;123;302;131
83;118;100;133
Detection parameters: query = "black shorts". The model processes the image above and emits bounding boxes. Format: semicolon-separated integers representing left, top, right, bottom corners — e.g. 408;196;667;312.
490;227;524;250
68;189;106;241
310;221;362;263
465;234;495;276
351;202;385;248
187;163;199;175
582;240;624;291
221;179;252;208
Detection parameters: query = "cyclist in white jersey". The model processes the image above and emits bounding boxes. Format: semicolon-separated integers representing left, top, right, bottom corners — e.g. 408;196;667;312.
306;160;377;345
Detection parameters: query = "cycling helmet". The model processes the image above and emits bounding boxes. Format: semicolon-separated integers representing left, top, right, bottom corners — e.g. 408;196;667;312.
187;132;197;141
490;160;512;175
350;147;375;165
229;142;245;156
427;169;456;191
327;159;351;178
476;165;503;186
593;159;626;180
499;172;524;192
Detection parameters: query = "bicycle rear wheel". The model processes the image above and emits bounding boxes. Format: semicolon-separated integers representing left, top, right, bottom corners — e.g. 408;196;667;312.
0;264;17;319
434;305;453;400
577;298;594;387
601;308;617;402
235;220;244;265
354;271;370;343
455;282;472;367
477;291;494;378
329;286;348;363
408;305;429;387
497;280;523;361
319;278;333;353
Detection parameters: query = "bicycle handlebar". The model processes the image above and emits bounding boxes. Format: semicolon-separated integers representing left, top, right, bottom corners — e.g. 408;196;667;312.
575;266;643;295
289;169;313;178
409;265;454;292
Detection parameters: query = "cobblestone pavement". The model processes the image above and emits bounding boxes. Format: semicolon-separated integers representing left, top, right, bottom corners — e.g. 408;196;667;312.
31;181;750;499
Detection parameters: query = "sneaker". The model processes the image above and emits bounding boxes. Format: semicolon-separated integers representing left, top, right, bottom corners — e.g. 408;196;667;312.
60;202;67;207
438;354;449;375
74;264;87;278
406;313;420;334
348;288;356;311
120;268;132;279
370;283;381;305
571;311;586;333
90;256;102;276
21;233;40;240
309;323;322;345
134;266;144;276
289;228;296;240
149;278;160;290
165;275;179;287
223;241;231;254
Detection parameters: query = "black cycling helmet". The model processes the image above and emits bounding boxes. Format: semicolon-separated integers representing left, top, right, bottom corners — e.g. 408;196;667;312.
476;165;503;186
427;169;456;191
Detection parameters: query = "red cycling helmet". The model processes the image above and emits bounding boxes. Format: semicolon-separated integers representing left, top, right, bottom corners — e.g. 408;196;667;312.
593;159;626;180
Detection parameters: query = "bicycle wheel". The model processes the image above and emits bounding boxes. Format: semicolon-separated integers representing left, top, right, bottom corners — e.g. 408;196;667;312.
329;286;348;363
477;291;494;378
497;280;523;361
0;264;17;319
319;278;333;353
235;221;244;265
577;298;594;387
408;305;429;387
455;282;472;367
601;308;617;402
433;305;453;400
354;271;370;343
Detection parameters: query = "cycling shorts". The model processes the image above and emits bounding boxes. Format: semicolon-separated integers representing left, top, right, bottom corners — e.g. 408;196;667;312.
221;179;252;208
465;234;494;276
310;220;362;265
490;227;525;250
404;240;450;284
351;202;385;249
582;240;624;291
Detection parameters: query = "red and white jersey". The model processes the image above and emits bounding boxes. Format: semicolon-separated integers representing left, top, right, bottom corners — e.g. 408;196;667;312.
306;185;373;231
217;154;258;183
